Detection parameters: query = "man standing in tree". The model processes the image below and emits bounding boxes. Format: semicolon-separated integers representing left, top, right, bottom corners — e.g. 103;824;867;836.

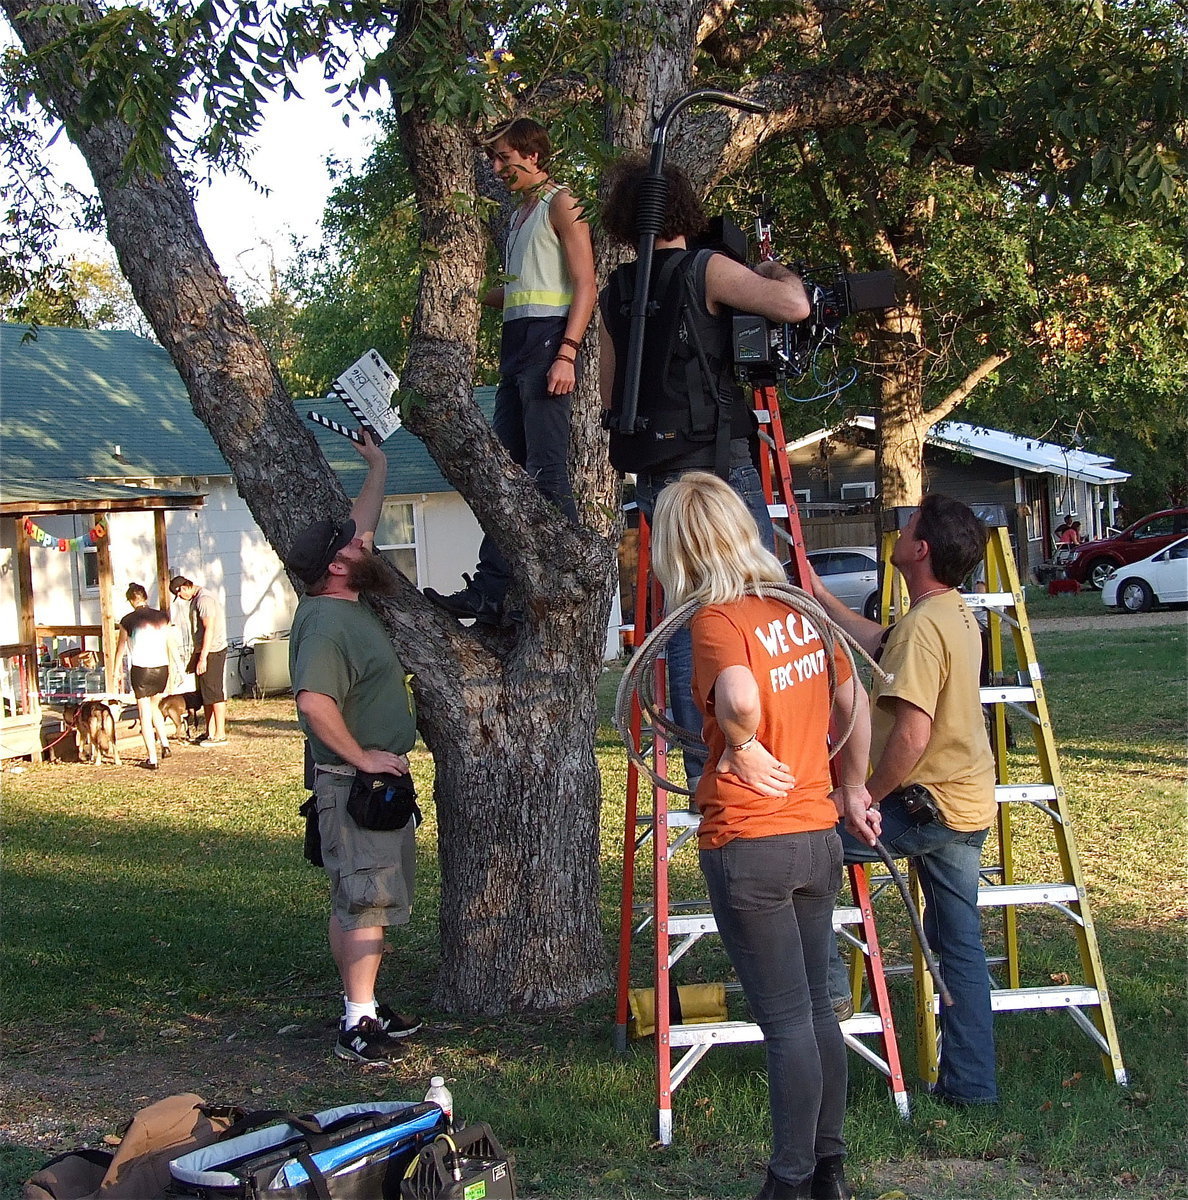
424;117;596;626
809;494;999;1107
285;429;424;1064
169;573;229;746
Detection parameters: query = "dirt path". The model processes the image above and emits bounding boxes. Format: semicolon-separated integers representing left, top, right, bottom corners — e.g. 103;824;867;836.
1030;609;1187;633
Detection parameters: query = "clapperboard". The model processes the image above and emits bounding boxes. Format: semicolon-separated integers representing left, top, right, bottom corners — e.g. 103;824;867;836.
307;349;401;444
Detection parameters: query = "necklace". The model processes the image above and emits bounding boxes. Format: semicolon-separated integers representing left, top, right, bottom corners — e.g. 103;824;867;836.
912;586;953;605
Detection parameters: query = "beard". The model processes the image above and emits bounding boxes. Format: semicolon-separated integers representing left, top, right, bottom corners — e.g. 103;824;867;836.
343;552;399;596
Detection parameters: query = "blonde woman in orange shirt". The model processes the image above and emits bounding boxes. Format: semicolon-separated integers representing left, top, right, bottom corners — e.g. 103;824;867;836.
651;472;878;1200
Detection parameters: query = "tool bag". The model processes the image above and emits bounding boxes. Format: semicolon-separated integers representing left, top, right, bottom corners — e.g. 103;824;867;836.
22;1093;244;1200
399;1124;516;1200
169;1102;446;1200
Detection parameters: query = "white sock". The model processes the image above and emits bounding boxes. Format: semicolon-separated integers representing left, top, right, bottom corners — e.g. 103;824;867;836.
343;998;377;1029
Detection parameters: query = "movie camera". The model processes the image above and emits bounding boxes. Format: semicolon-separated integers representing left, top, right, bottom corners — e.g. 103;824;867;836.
695;217;899;400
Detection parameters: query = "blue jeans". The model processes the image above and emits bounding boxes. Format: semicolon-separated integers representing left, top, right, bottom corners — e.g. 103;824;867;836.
839;794;998;1103
702;830;847;1185
635;462;775;783
472;329;579;604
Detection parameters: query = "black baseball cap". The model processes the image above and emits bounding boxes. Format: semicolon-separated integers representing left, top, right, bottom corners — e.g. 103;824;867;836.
285;519;357;585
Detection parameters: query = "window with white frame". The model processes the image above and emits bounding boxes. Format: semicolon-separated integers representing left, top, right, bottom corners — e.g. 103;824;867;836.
375;501;418;582
75;516;99;592
840;481;876;501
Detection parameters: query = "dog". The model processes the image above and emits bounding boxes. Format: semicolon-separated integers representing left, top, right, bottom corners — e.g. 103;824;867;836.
159;691;204;739
64;699;124;765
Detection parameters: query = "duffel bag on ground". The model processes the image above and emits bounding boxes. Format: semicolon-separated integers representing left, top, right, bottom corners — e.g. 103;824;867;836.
168;1101;446;1200
22;1093;244;1200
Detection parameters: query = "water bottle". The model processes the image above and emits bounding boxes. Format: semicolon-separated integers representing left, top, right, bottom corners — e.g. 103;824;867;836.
424;1075;454;1130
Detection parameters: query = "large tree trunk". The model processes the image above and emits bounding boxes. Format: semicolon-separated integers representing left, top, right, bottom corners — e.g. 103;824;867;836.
873;292;930;508
393;88;615;1010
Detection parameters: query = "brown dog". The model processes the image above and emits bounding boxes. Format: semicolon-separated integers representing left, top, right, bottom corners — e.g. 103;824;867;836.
159;691;203;739
64;700;123;765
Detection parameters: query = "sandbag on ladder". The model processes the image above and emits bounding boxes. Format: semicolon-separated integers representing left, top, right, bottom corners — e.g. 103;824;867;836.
169;1101;446;1200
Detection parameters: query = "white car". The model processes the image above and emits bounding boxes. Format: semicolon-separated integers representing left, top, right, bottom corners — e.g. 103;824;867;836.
1101;535;1188;612
806;546;880;620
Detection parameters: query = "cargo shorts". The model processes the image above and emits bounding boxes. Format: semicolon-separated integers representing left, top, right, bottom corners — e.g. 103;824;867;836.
314;768;415;930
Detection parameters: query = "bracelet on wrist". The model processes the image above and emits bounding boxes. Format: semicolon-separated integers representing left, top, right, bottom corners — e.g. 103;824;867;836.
728;732;758;752
554;353;576;364
560;336;581;351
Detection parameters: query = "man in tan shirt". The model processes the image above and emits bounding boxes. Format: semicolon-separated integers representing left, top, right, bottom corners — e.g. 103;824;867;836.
809;494;998;1107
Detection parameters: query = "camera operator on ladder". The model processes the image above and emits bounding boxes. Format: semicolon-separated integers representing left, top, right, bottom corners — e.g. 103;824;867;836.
599;154;809;793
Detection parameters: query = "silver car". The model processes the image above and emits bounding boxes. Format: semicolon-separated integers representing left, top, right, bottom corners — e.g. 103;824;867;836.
806;546;881;620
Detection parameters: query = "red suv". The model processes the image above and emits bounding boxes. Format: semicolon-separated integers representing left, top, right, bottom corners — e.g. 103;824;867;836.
1066;508;1188;589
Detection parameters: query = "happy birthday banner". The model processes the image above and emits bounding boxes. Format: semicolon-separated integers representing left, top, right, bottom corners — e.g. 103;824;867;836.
23;516;107;552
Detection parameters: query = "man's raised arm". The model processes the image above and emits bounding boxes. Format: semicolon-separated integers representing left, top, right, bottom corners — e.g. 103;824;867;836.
349;429;389;549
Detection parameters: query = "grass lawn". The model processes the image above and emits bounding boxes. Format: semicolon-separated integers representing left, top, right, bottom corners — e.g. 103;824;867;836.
1;616;1185;1199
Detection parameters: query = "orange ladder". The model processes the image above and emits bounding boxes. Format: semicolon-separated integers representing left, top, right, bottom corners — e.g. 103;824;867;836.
612;388;910;1142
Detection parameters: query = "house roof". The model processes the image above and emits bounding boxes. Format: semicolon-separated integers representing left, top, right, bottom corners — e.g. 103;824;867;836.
1;323;490;501
787;414;1130;486
0;478;205;515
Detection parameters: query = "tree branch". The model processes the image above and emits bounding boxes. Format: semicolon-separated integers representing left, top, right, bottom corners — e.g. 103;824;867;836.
925;352;1012;424
672;68;915;189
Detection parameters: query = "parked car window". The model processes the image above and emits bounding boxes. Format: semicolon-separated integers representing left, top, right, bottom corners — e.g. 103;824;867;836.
810;552;842;575
1167;541;1188;561
833;552;876;574
1135;515;1175;539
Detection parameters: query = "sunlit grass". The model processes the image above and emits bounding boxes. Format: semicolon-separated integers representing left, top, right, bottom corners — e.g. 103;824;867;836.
2;625;1184;1198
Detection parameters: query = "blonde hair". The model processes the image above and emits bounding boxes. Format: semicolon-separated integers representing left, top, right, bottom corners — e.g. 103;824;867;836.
650;472;786;607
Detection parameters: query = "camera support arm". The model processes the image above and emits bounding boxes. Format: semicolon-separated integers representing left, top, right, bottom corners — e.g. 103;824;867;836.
616;89;769;435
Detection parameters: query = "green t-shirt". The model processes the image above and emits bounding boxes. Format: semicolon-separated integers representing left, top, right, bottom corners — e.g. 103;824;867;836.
289;596;415;765
870;589;996;831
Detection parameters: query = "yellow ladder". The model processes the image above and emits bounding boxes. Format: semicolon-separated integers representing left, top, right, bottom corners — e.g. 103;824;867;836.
878;506;1127;1086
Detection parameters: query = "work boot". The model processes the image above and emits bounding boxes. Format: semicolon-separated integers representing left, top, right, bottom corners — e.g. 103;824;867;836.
423;576;504;625
753;1168;812;1200
811;1155;852;1200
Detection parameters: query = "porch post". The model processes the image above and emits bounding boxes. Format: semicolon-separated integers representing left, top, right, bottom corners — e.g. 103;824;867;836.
15;517;36;649
154;510;170;610
94;511;117;693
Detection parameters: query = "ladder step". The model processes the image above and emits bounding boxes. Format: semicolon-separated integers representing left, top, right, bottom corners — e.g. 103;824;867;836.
636;810;701;827
980;685;1036;704
962;591;1016;609
667;906;864;936
669;1020;764;1047
995;783;1059;805
928;985;1101;1014
669;1010;889;1048
976;883;1080;907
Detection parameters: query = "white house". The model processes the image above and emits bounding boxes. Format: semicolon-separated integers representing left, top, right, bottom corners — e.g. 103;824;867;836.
1;324;617;728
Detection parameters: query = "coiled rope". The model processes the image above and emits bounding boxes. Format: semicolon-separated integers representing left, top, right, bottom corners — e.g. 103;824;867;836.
613;580;952;1008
